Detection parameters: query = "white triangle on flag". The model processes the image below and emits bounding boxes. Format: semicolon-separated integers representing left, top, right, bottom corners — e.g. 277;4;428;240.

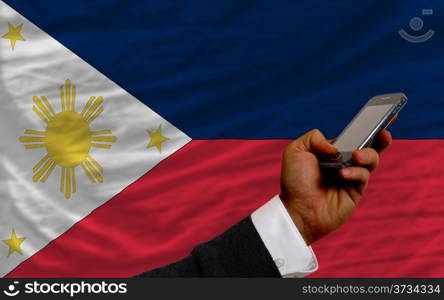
0;0;191;276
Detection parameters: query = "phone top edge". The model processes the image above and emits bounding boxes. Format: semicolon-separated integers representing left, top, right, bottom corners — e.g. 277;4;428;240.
332;92;408;151
367;92;408;105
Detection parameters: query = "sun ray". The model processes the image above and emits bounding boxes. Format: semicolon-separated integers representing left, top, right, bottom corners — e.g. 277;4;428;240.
84;160;103;183
71;85;76;112
83;96;103;121
20;129;48;149
87;154;103;172
33;96;54;120
89;130;117;148
41;96;56;116
65;166;71;199
87;106;103;124
60;85;65;112
25;130;46;136
65;80;71;113
80;96;95;117
91;130;112;135
81;163;96;183
24;144;46;149
60;167;65;192
71;167;77;193
91;136;117;143
40;161;56;182
33;158;54;182
90;143;112;149
32;154;49;172
19;136;46;143
32;106;49;123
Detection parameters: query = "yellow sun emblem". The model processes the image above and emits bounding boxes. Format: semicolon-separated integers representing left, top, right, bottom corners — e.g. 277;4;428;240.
19;80;117;199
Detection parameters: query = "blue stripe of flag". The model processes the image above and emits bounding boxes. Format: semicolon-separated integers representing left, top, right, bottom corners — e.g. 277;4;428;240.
4;0;444;139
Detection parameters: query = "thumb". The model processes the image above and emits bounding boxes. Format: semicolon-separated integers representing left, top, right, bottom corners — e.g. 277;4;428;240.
292;129;337;154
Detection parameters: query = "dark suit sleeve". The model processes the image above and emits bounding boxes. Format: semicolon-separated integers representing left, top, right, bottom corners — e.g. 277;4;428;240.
135;216;281;277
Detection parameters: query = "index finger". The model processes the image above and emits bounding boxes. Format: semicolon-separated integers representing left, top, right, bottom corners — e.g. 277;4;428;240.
373;130;392;153
352;148;380;171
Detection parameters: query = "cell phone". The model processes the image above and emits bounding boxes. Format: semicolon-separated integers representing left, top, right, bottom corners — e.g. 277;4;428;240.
319;93;407;169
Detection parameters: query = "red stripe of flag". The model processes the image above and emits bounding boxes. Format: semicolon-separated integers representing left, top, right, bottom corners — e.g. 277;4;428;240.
7;139;444;277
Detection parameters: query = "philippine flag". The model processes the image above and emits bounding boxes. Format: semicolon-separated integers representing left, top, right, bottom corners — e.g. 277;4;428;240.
1;0;444;278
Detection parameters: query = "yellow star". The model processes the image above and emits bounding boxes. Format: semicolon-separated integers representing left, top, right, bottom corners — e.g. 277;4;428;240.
2;22;25;50
147;125;169;153
2;230;26;257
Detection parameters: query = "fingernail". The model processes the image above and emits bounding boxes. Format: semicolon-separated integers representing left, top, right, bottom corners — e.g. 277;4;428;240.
358;152;368;160
341;169;351;176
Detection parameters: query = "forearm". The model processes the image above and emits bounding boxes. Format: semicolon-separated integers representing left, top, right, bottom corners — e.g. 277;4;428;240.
135;216;281;277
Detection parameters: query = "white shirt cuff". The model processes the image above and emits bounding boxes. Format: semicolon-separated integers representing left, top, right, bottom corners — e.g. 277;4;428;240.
251;195;318;278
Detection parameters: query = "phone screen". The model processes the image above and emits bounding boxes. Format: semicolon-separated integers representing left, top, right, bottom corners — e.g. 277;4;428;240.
333;104;393;152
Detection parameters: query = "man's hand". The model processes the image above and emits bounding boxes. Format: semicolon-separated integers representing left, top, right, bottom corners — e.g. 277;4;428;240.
280;129;392;245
